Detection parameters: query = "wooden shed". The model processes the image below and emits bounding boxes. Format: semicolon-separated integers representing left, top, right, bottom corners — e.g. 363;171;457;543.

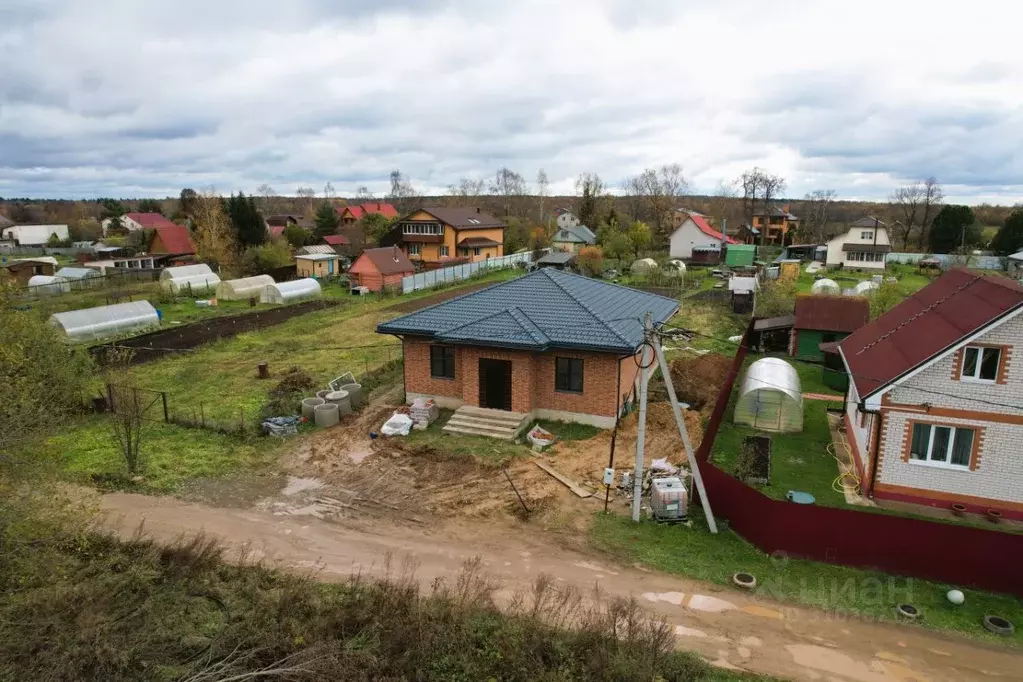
347;246;415;292
1;257;57;285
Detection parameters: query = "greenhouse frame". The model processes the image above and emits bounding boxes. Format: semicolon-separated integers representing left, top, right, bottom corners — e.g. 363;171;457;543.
50;300;160;342
54;266;102;281
216;275;275;301
160;264;220;295
810;278;840;295
733;357;803;433
27;275;71;295
260;278;322;304
853;280;879;295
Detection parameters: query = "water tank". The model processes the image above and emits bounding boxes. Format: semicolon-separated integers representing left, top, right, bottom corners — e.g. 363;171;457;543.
650;477;688;521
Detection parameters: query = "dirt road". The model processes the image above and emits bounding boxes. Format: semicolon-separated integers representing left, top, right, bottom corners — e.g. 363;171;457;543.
100;492;1021;682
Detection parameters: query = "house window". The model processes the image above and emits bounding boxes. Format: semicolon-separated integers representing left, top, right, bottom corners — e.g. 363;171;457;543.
909;423;974;468
861;231;873;240
408;244;421;256
473;247;481;256
961;346;1000;382
440;245;449;257
430;346;455;379
555;357;584;393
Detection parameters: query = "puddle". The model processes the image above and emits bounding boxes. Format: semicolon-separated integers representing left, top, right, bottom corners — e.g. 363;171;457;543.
643;592;738;613
786;645;892;682
282;476;326;496
178;475;285;508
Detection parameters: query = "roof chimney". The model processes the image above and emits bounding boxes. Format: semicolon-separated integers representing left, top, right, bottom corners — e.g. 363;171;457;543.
476;207;480;214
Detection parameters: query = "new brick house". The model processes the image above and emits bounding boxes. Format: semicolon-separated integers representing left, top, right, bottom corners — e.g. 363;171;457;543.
839;268;1023;520
380;207;507;268
377;269;678;428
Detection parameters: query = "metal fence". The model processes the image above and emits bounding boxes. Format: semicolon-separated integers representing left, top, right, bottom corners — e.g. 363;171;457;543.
886;252;1005;270
401;251;538;294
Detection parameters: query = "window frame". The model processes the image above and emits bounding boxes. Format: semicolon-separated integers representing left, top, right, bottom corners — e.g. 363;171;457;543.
861;231;873;240
908;422;975;470
407;244;422;256
429;345;456;380
554;357;584;393
440;245;449;257
960;345;1000;383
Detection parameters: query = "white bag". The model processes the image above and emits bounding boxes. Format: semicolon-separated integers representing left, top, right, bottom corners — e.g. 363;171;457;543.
380;413;413;437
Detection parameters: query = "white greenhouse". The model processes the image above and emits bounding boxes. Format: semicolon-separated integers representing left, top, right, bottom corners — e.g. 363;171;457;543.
27;275;70;295
260;278;322;304
810;278;840;295
853;280;879;295
50;300;160;342
733;357;803;433
631;258;659;274
160;264;220;295
54;266;102;281
216;275;275;301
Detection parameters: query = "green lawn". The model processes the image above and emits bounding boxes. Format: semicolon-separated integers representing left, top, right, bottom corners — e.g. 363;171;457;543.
590;511;1023;645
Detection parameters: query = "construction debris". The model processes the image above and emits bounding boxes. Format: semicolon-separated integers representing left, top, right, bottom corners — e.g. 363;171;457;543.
409;397;439;428
534;459;595;498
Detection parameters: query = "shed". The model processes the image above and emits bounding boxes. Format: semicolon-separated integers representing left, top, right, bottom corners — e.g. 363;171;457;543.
779;259;801;281
533;251;576;270
216;275;275;301
752;315;795;353
27;275;70;295
347;247;414;292
260;278;322;304
295;252;339;278
734;357;803;433
791;294;870;360
50;300;159;342
728;276;760;314
809;278;840;295
1;258;57;285
725;244;756;267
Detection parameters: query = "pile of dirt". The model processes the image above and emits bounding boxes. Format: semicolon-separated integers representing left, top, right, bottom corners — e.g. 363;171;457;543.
669;353;732;413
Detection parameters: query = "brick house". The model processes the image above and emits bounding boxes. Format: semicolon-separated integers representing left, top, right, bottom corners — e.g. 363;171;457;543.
839;268;1023;520
752;205;799;244
380;207;506;268
377;269;679;428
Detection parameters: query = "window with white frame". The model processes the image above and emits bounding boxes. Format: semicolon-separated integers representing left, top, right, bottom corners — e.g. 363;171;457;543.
961;345;1000;381
861;231;873;239
440;245;449;257
909;423;974;468
407;244;421;256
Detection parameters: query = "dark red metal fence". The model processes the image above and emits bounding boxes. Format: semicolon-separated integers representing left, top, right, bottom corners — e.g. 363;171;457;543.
696;322;1023;597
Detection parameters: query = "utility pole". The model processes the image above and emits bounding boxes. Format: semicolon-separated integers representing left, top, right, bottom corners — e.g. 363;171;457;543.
631;312;653;522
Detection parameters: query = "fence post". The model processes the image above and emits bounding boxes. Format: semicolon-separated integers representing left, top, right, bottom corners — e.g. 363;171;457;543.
107;383;114;412
162;392;169;422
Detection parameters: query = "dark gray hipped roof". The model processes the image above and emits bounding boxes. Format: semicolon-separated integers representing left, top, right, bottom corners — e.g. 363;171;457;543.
377;269;678;353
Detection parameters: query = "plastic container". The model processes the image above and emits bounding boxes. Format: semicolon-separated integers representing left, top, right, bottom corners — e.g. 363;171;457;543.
650;477;688;521
341;383;363;409
314;402;340;428
301;397;324;420
325;390;352;416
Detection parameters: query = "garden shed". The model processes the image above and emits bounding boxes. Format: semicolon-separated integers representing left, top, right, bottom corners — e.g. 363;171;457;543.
260;278;322;304
50;300;160;342
160;263;220;295
734;357;803;433
216;275;275;301
791;294;870;361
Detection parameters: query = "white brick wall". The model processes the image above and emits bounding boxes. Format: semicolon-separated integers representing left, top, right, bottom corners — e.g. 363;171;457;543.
878;311;1023;503
845;381;871;468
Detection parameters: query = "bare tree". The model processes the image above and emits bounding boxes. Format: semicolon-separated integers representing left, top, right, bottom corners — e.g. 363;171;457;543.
447;177;487;206
356;186;374;200
490;167;526;217
388;169;421;214
889;183;923;250
621;175;645;222
631;164;689;242
919;177;944;249
105;349;148;477
255;184;278;216
536;168;549;226
802;189;837;243
323;181;337;201
295;186;316;217
736;168;765;229
707;180;740;231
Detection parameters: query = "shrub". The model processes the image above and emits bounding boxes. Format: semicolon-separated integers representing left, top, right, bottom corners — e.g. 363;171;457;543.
575;245;605;276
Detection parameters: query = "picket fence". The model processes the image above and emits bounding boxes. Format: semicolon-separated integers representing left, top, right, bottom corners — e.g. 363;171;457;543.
401;251;540;294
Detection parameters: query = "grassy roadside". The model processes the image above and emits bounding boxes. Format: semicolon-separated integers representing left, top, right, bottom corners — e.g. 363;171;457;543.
590;510;1023;646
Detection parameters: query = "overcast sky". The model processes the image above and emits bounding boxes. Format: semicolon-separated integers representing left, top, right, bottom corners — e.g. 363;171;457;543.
2;0;1021;203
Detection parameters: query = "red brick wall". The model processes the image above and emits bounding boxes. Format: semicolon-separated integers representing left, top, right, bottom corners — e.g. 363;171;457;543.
402;338;627;418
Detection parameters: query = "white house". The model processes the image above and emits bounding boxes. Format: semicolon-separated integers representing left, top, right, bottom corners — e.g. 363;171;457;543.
825;218;890;269
554;208;580;231
668;214;736;260
1;224;69;246
839;268;1023;521
102;212;177;235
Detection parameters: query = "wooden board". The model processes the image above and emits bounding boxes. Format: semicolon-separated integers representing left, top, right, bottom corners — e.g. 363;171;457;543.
534;460;595;498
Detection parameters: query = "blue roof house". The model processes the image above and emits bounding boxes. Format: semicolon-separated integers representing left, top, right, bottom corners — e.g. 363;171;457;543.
377;269;678;433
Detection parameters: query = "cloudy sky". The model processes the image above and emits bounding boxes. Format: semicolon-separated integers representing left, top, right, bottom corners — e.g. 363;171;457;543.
1;0;1022;203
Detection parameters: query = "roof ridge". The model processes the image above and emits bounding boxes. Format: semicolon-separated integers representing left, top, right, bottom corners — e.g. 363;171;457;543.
507;306;549;345
543;270;633;347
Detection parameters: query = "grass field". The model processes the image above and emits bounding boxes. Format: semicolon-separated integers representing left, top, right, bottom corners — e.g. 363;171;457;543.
590;510;1023;645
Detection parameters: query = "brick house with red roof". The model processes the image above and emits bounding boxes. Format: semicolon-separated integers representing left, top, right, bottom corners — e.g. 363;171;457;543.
838;268;1023;520
668;213;737;261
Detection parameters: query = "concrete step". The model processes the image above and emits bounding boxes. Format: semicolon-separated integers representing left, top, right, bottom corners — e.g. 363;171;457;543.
444;413;522;433
454;405;527;424
441;406;528;440
442;424;518;441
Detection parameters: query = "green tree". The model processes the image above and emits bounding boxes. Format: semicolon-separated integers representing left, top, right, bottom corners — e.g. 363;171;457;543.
503;216;530;253
100;198;125;219
626;221;652;256
45;232;63;248
241;241;293;275
361;213;394;247
603;233;634;261
104;215;125;235
226;193;266;247
576;173;606;230
313;201;341;238
282;223;310;248
990;209;1023;256
136;198;163;214
178;188;198;217
928;205;977;253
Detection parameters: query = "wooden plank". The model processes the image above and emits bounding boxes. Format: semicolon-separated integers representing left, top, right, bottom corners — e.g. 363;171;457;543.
534;459;595;498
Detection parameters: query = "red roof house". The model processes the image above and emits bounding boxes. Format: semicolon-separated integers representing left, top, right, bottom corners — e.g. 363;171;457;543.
837;269;1023;519
347;246;414;292
148;224;195;256
669;214;736;262
322;234;350;246
338;202;399;224
124;212;177;229
790;294;870;360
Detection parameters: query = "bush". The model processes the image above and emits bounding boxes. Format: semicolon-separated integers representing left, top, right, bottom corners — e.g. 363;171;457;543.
755;279;797;317
261;366;316;418
242;240;293;275
575;245;604;276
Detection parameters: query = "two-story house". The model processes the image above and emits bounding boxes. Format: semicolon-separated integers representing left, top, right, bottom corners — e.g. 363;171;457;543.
752;205;799;244
839;269;1023;520
825;218;890;269
337;202;399;225
381;207;506;268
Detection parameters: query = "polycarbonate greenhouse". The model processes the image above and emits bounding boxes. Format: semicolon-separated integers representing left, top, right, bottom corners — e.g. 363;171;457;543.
160;264;220;295
853;280;879;295
733;357;803;433
54;266;101;281
50;300;160;342
27;275;70;295
260;278;322;304
810;278;840;295
216;275;275;301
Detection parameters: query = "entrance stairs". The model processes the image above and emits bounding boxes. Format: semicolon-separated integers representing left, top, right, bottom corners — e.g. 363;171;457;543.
442;406;528;441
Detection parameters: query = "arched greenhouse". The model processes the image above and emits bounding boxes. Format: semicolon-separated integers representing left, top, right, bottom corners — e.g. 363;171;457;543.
810;278;840;295
160;264;221;295
260;278;322;304
27;275;70;295
50;300;160;342
216;275;275;301
733;357;803;433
